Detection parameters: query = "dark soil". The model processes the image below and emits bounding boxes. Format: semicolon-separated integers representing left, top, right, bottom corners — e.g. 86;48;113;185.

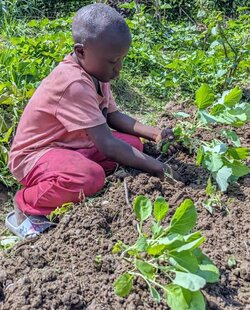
0;104;249;310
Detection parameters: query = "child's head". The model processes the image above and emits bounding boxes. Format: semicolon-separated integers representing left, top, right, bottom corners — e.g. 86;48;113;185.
72;3;131;82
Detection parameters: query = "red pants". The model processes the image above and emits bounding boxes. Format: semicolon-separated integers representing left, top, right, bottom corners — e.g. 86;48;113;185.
15;132;143;215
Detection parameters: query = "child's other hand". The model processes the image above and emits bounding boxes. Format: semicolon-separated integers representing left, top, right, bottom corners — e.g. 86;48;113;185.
155;128;174;143
156;128;178;156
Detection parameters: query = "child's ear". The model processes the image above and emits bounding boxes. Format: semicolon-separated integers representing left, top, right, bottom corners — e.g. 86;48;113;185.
74;43;85;58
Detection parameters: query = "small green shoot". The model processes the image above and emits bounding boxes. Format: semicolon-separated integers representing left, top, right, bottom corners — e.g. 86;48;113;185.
49;202;74;222
227;255;237;268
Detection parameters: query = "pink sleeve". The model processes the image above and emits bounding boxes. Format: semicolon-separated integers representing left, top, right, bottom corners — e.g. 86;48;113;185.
56;81;106;132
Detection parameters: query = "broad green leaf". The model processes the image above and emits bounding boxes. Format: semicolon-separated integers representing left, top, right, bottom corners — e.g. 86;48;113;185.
136;260;155;280
158;234;185;250
173;237;205;253
204;153;223;172
196;264;220;283
223;86;242;107
227;161;250;177
169;250;198;273
114;273;133;297
196;147;203;166
133;195;152;221
184;231;203;243
221;129;241;147
193;249;220;283
154;196;169;222
212;143;227;154
195;84;214;110
183;289;206;310
147;244;166;256
149;286;161;303
210;104;225;116
198;110;218;124
227;147;249;160
173;271;206;291
135;237;148;251
215;166;232;191
168;199;197;235
165;284;188;310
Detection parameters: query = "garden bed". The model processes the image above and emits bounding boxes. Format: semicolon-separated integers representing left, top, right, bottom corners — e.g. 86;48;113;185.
0;105;249;310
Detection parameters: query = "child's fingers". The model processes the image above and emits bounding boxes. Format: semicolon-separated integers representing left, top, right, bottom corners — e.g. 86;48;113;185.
162;128;174;141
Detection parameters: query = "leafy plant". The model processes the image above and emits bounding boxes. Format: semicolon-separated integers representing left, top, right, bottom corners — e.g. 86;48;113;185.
164;84;250;191
113;196;219;309
202;177;230;214
49;202;74;221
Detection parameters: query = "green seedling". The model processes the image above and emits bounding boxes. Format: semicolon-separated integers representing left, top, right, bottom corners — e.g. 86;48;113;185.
49;202;74;222
0;235;21;250
202;177;227;214
94;254;103;266
227;255;237;268
162;84;250;191
113;196;219;310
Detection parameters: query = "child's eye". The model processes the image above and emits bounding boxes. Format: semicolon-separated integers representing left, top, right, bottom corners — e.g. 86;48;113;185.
108;60;117;65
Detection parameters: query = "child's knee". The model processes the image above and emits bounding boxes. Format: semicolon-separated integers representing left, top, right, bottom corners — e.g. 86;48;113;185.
62;164;105;197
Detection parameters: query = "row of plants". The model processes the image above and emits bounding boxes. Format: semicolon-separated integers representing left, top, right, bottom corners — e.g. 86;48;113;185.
161;84;249;192
1;0;249;20
0;6;249;187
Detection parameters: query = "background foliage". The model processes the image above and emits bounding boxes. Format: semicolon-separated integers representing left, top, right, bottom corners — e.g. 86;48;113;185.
0;0;249;187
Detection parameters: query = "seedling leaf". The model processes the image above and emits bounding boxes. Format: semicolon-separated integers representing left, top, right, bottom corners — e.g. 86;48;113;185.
114;273;133;297
154;196;169;222
195;84;214;110
215;166;232;191
221;129;241;147
196;263;220;283
183;289;206;310
136;260;155;280
173;271;206;291
165;284;188;310
133;195;152;221
169;250;198;273
169;199;197;235
223;86;242;107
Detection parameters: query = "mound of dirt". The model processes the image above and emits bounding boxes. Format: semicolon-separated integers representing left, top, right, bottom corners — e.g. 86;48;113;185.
0;106;249;310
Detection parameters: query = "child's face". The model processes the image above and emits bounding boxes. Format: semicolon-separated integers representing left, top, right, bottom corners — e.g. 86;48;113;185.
75;34;131;82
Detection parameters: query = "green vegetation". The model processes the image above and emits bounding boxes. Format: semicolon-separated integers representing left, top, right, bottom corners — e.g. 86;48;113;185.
113;196;219;309
1;2;249;188
162;84;250;191
0;1;249;308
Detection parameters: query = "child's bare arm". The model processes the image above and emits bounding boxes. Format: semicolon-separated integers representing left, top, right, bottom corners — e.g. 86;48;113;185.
107;111;173;142
85;123;165;178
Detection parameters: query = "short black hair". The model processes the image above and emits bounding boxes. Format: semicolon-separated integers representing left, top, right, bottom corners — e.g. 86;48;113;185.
72;3;131;45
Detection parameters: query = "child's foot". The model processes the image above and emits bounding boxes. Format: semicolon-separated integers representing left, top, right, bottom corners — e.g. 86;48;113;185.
14;200;27;226
5;196;57;239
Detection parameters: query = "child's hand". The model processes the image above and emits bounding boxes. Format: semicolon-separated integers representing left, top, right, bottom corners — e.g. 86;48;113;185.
155;128;174;143
156;128;178;156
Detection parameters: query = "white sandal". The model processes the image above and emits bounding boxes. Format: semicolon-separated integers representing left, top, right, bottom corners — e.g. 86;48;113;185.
5;211;57;239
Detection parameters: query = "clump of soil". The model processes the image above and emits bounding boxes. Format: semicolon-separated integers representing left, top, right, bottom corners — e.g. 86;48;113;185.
0;105;249;309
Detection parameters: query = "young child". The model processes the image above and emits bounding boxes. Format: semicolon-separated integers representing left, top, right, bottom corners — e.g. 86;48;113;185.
6;3;176;238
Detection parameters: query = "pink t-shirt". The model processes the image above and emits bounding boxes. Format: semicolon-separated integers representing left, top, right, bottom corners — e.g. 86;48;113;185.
8;54;118;181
